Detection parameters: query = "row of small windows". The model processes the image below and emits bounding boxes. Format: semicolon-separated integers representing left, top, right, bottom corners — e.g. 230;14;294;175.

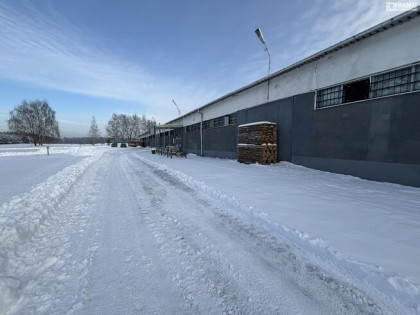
203;116;225;129
185;123;200;132
185;113;237;132
316;64;420;109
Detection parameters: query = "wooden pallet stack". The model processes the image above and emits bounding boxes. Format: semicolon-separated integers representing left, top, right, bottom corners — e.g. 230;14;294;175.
237;122;278;165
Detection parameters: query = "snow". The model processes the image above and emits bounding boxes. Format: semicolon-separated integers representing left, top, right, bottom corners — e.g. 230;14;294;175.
134;150;420;309
0;144;419;313
238;121;277;127
236;143;277;146
0;143;108;157
0;155;83;203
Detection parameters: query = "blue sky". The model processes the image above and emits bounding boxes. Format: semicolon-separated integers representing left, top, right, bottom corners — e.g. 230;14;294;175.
0;0;402;137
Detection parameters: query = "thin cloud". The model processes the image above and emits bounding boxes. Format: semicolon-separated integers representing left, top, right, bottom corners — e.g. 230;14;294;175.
280;0;401;62
57;119;90;127
0;1;221;122
0;0;406;125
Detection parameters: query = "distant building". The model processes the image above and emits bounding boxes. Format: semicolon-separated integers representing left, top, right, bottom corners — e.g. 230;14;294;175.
141;9;420;187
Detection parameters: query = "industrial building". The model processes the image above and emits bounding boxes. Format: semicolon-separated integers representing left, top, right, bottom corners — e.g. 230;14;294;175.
140;8;420;187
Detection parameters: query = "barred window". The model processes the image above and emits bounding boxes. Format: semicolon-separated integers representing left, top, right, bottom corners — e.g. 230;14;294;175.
213;116;225;128
414;65;420;91
187;115;236;131
370;67;412;98
185;123;200;132
316;64;420;109
316;85;343;108
203;116;228;129
202;120;210;129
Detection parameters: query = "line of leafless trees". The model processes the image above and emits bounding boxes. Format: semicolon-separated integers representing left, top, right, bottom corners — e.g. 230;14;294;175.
106;114;155;141
7;100;60;146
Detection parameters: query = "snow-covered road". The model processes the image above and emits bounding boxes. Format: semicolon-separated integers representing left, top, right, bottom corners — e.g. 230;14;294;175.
1;148;411;314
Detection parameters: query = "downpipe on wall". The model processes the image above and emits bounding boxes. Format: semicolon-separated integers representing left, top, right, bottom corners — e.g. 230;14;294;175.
198;109;203;156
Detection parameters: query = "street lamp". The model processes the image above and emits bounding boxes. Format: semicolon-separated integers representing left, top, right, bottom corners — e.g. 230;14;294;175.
172;99;180;117
255;28;271;76
255;27;271;100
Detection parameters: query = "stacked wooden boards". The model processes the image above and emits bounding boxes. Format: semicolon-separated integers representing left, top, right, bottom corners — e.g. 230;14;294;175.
237;122;277;165
237;145;278;164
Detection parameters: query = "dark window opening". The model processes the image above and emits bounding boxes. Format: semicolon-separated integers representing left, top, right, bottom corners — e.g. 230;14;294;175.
343;79;370;103
414;65;420;91
228;113;237;124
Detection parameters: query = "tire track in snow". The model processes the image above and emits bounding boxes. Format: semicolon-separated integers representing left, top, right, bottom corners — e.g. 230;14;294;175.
134;152;415;314
80;151;190;314
128;152;390;313
125;153;384;314
122;155;266;314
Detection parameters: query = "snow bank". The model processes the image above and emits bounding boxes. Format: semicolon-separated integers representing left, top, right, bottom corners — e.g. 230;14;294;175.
0;149;105;312
136;154;420;312
0;151;102;252
0;144;107;157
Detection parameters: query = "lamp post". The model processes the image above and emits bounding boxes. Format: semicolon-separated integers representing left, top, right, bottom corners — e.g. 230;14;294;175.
255;28;271;76
172;99;181;117
255;27;271;100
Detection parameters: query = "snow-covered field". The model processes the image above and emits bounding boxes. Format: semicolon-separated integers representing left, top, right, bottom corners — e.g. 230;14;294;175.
0;144;419;314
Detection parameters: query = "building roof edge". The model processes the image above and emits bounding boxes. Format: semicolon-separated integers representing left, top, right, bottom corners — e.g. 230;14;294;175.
167;7;420;124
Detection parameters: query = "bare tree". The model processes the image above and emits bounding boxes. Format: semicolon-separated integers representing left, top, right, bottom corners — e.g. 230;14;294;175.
145;117;156;132
89;116;101;144
106;113;156;141
118;114;130;141
128;114;141;140
8;99;60;146
106;114;120;141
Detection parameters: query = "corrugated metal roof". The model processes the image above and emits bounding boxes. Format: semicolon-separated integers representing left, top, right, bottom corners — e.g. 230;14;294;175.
167;7;420;124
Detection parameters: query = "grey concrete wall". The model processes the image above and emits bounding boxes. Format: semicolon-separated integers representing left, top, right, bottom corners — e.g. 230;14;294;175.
183;130;201;153
203;125;237;158
183;125;237;158
181;96;296;161
181;90;420;186
311;92;420;164
290;91;420;186
237;98;294;161
292;156;420;187
291;93;315;157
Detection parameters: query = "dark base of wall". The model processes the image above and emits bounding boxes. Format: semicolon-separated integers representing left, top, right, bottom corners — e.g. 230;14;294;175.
292;155;420;187
203;150;237;159
185;149;237;159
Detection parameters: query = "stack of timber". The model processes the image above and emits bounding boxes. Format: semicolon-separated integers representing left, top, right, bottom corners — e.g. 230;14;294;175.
237;144;278;165
237;122;278;165
237;123;277;145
